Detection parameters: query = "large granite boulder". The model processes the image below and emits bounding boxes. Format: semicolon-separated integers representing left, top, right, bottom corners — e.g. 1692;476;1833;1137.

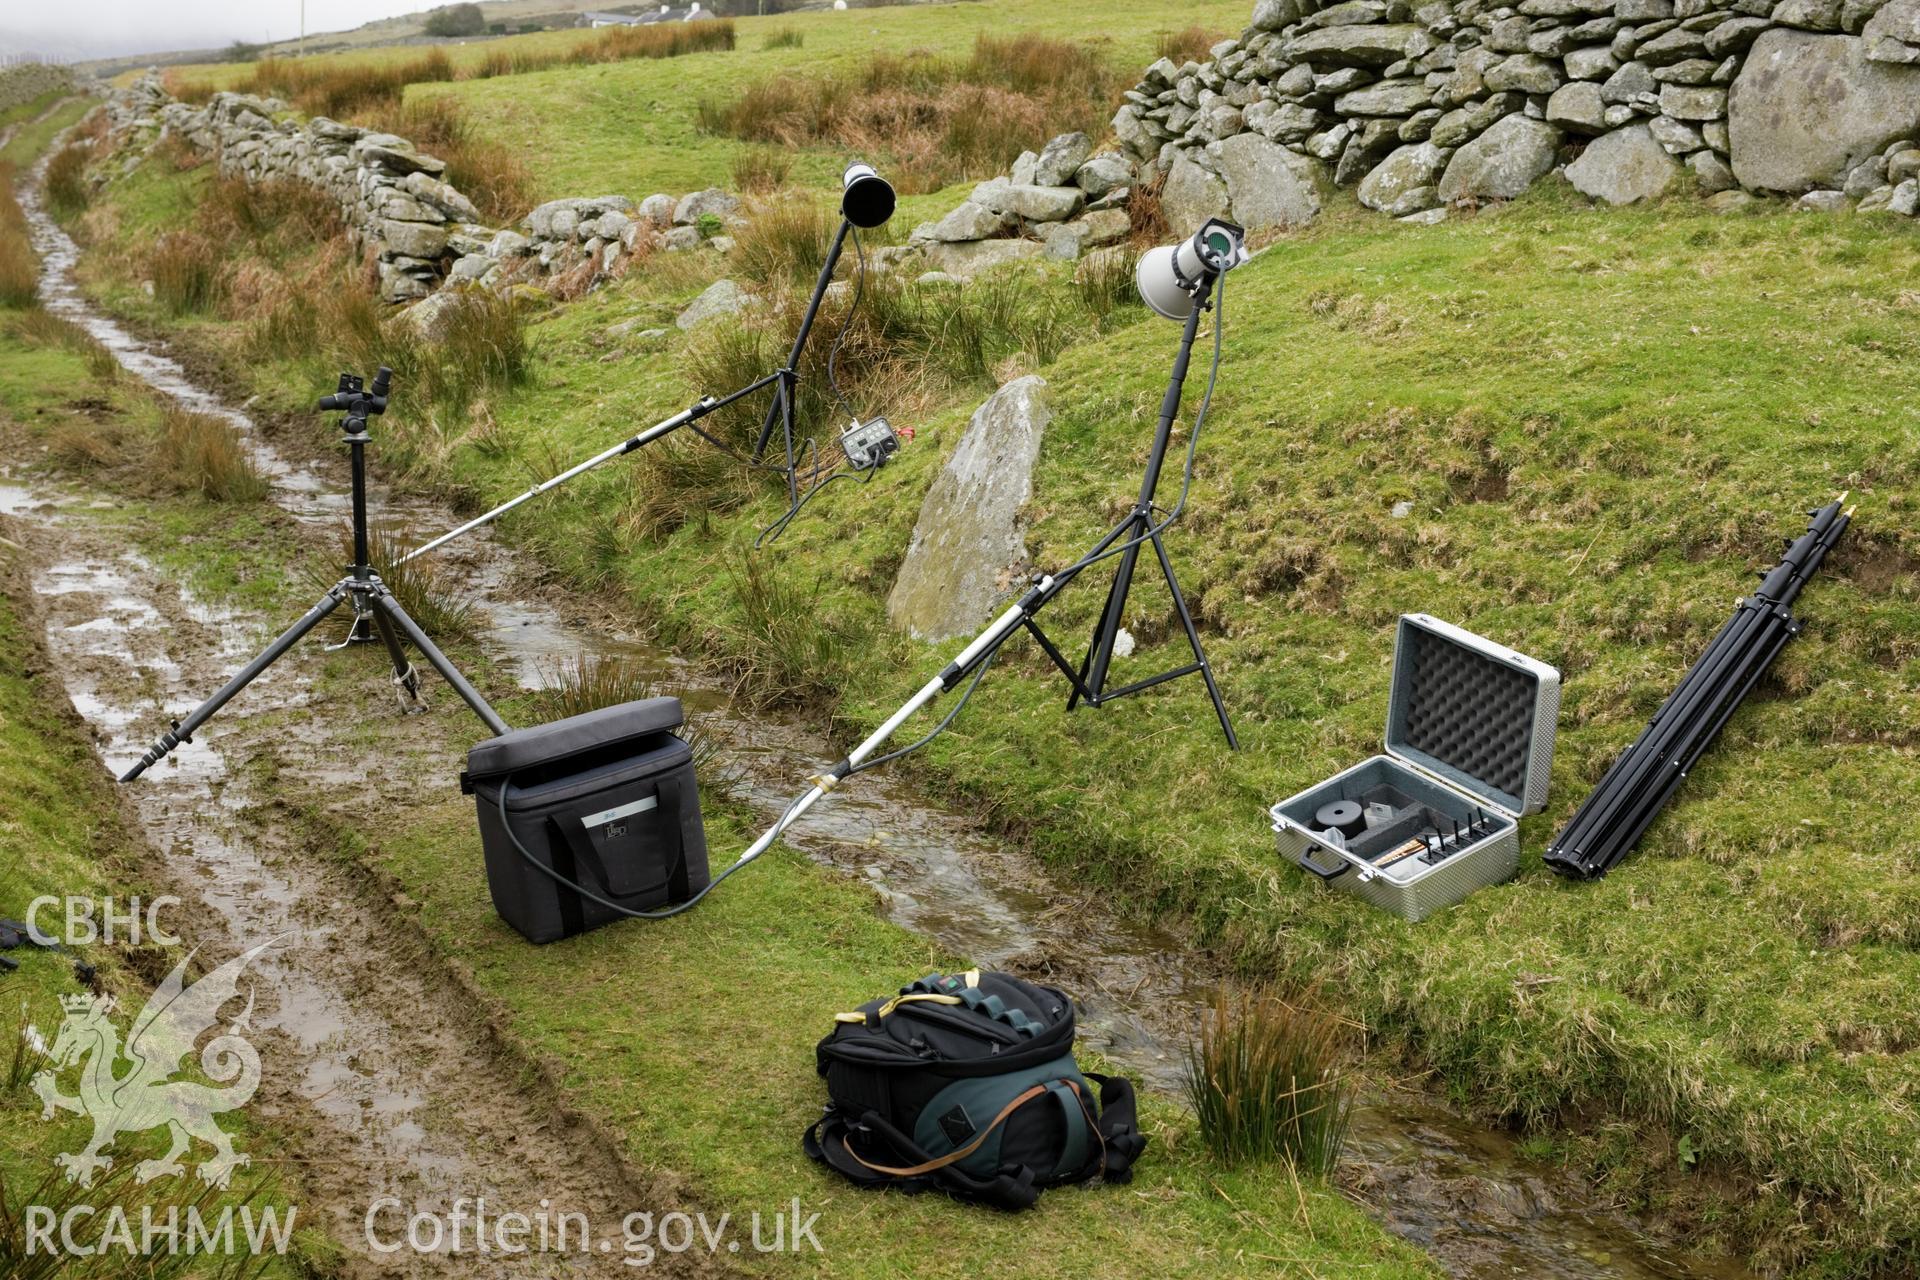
1358;142;1447;214
1566;123;1683;202
887;377;1052;642
1438;115;1563;200
1161;151;1232;234
1728;30;1920;190
1208;133;1324;229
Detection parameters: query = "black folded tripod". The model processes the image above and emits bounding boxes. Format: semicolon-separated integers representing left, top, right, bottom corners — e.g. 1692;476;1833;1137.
120;368;508;782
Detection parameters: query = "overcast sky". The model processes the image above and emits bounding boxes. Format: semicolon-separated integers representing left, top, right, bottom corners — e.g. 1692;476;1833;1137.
1;1;430;62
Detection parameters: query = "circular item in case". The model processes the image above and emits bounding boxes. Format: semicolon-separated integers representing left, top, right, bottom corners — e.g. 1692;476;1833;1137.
1316;800;1366;838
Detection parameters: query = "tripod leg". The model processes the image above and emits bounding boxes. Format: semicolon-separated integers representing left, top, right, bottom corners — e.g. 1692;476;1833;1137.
1150;531;1237;750
371;592;509;737
365;605;423;711
1075;516;1146;710
121;587;348;781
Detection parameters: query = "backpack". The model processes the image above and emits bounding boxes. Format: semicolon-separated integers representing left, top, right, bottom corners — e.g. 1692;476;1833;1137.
803;970;1147;1210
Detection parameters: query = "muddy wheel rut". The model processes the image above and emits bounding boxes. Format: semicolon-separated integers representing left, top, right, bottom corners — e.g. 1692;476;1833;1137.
8;491;715;1278
11;140;1756;1280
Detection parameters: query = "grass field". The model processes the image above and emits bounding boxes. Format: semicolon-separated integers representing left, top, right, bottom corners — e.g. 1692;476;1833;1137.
0;274;1437;1280
170;0;1243;202
52;6;1920;1273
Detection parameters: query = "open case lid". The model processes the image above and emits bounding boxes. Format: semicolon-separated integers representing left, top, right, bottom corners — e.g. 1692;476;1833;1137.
1385;615;1560;818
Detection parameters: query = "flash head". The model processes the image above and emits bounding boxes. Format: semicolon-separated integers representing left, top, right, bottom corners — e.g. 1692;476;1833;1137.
1135;217;1248;321
840;161;896;229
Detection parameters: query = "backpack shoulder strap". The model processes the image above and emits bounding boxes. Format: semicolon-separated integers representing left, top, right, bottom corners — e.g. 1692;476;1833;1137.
1083;1072;1148;1183
804;1105;1040;1211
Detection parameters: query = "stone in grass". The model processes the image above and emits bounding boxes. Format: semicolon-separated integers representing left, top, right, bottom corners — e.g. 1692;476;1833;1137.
1566;123;1683;202
1437;115;1562;201
1729;29;1920;191
1704;187;1757;212
1794;189;1851;210
921;238;1046;278
913;200;1010;244
1033;132;1095;187
887;376;1053;643
675;279;751;330
1358;142;1446;215
672;188;738;226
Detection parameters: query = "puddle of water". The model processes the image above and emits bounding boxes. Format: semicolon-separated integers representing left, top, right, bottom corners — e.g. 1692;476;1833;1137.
13;144;1757;1280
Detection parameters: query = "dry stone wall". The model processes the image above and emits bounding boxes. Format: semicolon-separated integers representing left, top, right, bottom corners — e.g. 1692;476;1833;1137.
102;75;749;305
1106;0;1920;226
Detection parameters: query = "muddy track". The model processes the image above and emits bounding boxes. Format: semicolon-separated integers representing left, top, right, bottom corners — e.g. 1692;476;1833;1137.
3;489;719;1278
11;137;1759;1279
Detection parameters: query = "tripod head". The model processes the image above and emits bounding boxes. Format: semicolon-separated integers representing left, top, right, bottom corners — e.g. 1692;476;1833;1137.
318;367;391;436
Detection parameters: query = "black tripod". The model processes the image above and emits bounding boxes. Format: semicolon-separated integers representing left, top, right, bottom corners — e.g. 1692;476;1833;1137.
1025;274;1238;748
120;369;508;782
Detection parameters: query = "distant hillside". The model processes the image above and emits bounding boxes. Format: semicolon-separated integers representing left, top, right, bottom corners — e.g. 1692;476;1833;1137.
70;0;929;80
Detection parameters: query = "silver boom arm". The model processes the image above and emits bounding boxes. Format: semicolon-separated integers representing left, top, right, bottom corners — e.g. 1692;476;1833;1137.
724;575;1058;872
397;371;784;567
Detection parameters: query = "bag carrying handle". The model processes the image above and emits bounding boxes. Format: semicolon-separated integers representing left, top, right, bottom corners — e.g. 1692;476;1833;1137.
496;768;728;921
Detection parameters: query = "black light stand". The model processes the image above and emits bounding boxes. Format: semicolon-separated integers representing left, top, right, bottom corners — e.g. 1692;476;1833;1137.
392;163;898;572
1025;275;1238;748
120;369;508;782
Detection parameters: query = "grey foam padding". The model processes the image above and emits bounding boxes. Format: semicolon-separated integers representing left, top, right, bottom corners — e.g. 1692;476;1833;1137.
1394;628;1537;803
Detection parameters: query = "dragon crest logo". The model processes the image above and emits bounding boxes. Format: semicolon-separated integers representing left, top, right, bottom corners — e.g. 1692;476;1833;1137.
30;938;279;1188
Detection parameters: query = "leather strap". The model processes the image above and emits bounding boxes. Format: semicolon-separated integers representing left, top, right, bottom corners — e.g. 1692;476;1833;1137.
837;1082;1054;1178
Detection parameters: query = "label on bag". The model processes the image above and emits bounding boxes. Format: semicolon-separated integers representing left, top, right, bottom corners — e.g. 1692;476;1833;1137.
581;794;659;831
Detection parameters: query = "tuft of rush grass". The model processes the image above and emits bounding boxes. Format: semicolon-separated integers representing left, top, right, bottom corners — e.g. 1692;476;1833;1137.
0;162;38;307
531;653;738;796
1155;26;1228;65
710;555;872;710
148;230;224;314
42;140;90;218
729;145;791;194
1185;987;1355;1175
696;32;1128;194
158;406;268;502
761;27;804;50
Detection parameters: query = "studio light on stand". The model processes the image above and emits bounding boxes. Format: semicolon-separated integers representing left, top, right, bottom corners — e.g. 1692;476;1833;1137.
513;217;1254;929
390;161;904;580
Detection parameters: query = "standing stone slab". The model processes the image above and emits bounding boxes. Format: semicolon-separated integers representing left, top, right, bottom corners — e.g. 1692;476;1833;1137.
1728;30;1920;190
886;377;1052;642
1161;151;1233;235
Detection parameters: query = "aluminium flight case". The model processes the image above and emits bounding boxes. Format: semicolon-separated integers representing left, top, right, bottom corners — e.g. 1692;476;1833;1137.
1268;615;1560;922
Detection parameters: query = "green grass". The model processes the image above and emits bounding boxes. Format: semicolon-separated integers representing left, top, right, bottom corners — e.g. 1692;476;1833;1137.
403;0;1249;201
0;96;91;170
0;260;1438;1280
75;29;1920;1276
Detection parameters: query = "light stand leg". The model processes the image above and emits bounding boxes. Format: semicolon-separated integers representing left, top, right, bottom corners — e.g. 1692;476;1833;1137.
753;218;851;464
1057;275;1235;747
371;591;508;737
120;586;348;782
1150;530;1236;748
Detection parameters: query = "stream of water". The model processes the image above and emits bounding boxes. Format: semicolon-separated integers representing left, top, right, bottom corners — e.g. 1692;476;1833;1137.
16;148;1754;1280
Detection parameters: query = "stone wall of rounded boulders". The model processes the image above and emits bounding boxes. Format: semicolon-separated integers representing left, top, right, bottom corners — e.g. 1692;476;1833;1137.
101;75;752;305
0;62;77;115
1101;0;1920;228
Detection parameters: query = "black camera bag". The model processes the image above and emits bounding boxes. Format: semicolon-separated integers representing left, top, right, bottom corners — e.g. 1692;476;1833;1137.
805;970;1146;1210
463;697;709;944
